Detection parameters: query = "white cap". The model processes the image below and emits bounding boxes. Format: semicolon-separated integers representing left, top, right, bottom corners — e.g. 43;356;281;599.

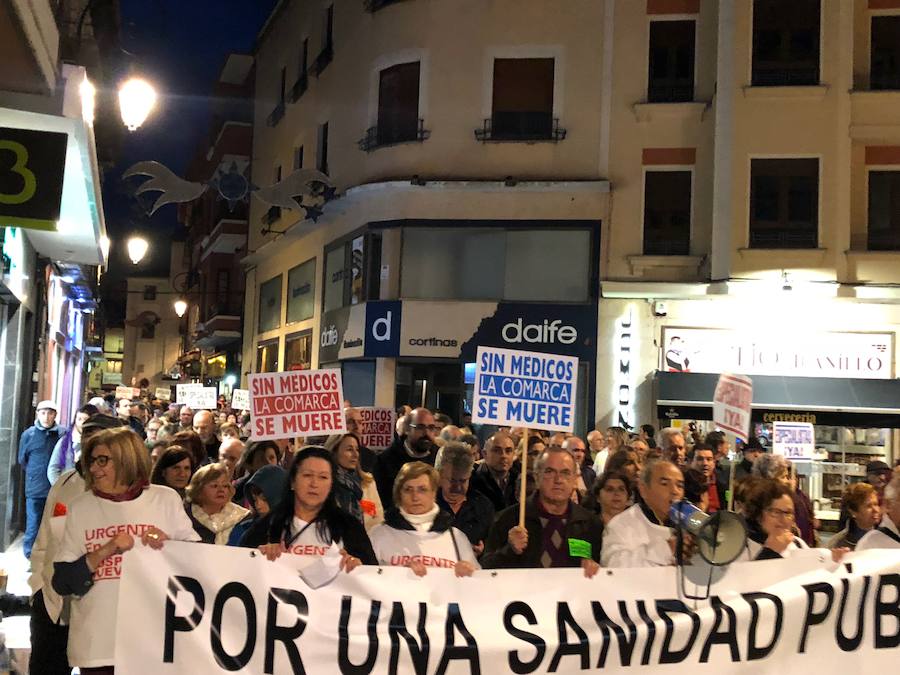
36;400;58;412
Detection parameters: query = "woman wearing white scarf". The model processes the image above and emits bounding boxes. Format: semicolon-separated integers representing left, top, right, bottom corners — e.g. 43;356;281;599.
369;461;479;577
185;463;249;545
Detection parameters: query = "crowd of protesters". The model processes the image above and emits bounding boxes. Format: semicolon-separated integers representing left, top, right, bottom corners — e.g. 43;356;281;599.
12;391;900;673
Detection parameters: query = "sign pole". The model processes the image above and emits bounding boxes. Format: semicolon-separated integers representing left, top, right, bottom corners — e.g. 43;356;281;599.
518;436;528;528
727;438;737;512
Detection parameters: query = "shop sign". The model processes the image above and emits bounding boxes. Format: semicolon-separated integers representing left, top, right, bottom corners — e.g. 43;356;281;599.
318;305;365;363
364;301;401;358
661;327;893;379
772;421;815;461
613;305;637;431
0;127;68;230
713;373;753;438
0;226;28;302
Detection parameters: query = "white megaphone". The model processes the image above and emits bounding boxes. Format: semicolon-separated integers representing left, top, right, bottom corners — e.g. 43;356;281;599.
669;501;747;566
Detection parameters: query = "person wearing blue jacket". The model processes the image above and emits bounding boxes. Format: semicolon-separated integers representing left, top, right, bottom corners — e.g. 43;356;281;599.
230;464;289;546
18;400;66;559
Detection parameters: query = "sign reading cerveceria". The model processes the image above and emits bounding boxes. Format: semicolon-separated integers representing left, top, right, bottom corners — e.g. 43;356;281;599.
0;127;68;231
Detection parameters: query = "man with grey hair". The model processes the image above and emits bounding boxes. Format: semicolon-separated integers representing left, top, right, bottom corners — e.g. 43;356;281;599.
482;446;602;575
658;427;686;467
374;407;438;507
857;474;900;550
193;410;220;463
436;442;494;554
602;459;685;568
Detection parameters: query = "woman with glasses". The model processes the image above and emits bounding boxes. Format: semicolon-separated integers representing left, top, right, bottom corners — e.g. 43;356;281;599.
184;463;249;545
52;428;199;672
370;461;479;577
740;477;809;560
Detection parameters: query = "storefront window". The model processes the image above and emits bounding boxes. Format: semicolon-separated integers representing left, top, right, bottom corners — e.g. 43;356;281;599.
401;227;592;302
286;259;316;324
206;354;227;379
256;339;279;373
258;275;283;333
323;232;381;313
285;331;312;371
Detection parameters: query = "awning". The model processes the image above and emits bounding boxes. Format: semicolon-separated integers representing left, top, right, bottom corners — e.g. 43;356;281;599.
655;371;900;428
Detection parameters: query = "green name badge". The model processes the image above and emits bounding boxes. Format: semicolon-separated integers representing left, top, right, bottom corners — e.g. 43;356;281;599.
568;538;592;559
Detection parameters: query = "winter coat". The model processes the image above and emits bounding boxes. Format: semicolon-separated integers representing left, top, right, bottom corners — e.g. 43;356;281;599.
186;502;250;545
18;422;66;499
469;462;520;513
436;490;495;548
47;429;79;485
227;465;289;546
372;437;437;508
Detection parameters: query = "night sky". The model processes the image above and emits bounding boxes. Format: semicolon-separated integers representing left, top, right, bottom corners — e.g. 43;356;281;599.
101;0;277;319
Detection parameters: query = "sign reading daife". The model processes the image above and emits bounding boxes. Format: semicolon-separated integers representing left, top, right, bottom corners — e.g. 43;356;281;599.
713;373;753;438
231;388;249;410
356;407;396;451
249;369;345;441
472;346;577;432
773;421;815;460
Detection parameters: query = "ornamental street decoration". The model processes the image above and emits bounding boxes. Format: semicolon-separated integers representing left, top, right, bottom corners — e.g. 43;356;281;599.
123;160;337;222
0;127;68;231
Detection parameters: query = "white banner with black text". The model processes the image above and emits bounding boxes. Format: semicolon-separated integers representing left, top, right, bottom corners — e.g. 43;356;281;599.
115;542;900;674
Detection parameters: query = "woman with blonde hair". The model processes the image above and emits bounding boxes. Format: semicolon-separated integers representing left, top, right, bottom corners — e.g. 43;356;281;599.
52;428;199;671
185;463;249;545
325;433;384;531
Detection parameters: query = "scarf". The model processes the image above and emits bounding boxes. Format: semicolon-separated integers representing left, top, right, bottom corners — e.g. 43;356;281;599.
191;502;250;545
334;466;364;523
399;503;440;532
93;480;149;502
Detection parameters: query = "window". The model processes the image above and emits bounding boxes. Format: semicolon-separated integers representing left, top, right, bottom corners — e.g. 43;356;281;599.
401;227;592;302
323;232;381;313
491;58;555;140
871;16;900;91
285;331;312;371
317;123;329;175
215;270;229;311
643;171;692;255
868;171;900;250
279;67;286;103
256;339;279;373
293;145;304;170
268;68;287;126
749;158;818;249
648;21;695;103
377;62;421;145
258;274;283;332
142;285;157;301
140;323;155;340
264;166;282;223
312;6;334;75
752;0;820;86
286;258;316;323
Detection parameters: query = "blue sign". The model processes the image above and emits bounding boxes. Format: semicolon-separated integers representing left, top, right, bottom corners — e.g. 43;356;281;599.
364;301;401;358
471;346;578;432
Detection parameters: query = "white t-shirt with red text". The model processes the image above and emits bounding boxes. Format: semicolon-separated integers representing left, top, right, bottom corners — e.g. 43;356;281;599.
55;485;200;667
369;524;480;570
283;516;342;563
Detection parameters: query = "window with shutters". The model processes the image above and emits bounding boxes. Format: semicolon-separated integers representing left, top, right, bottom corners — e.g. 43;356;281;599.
751;0;820;86
643;171;692;255
377;62;420;145
749;158;819;249
871;16;900;91
484;58;561;141
648;21;695;103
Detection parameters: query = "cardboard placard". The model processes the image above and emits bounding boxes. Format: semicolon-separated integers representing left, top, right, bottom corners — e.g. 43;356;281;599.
249;369;346;441
231;388;250;410
773;421;815;460
154;387;171;401
355;407;396;451
713;373;753;438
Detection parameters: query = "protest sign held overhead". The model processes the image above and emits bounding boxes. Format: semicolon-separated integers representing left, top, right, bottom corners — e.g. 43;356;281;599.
230;388;249;410
249;369;346;441
178;385;217;410
472;346;577;433
115;385;138;400
713;373;753;438
355;407;396;450
773;421;816;460
154;387;171;401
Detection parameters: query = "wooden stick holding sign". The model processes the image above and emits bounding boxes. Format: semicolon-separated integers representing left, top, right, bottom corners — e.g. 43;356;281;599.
470;346;579;531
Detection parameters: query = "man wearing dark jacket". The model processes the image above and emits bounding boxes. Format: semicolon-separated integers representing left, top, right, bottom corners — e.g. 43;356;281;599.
373;407;438;507
482;446;603;574
435;442;495;553
470;431;519;512
18;401;66;559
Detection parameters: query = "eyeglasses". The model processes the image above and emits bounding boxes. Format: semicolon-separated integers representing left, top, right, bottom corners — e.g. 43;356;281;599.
765;507;795;520
87;455;111;468
542;468;575;480
410;424;439;433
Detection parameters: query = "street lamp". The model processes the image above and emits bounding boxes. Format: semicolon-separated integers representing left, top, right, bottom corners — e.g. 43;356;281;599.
173;298;188;318
119;78;157;131
126;236;149;265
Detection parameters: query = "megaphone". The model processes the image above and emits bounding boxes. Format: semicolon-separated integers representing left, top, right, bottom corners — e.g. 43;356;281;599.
669;501;747;566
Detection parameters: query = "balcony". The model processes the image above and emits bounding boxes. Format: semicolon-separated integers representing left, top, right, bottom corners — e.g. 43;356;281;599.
751;63;819;88
647;82;694;104
358;119;430;151
311;43;333;77
643;236;690;256
289;73;308;103
749;228;817;249
266;100;285;127
364;0;408;11
474;113;566;143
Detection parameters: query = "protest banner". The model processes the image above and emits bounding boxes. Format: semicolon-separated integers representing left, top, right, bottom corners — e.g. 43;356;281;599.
155;387;172;401
713;373;753;438
773;421;816;460
231;388;250;410
249;369;345;441
356;407;396;450
471;346;577;433
116;542;900;674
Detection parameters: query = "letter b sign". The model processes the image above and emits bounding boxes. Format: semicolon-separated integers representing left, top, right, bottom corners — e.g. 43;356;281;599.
365;301;401;357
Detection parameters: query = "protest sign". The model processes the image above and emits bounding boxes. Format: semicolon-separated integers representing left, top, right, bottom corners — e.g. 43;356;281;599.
249;369;345;441
176;383;203;404
231;388;250;410
773;421;815;460
116;542;900;674
471;346;577;433
115;385;137;400
155;387;171;401
713;373;753;438
356;407;396;450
